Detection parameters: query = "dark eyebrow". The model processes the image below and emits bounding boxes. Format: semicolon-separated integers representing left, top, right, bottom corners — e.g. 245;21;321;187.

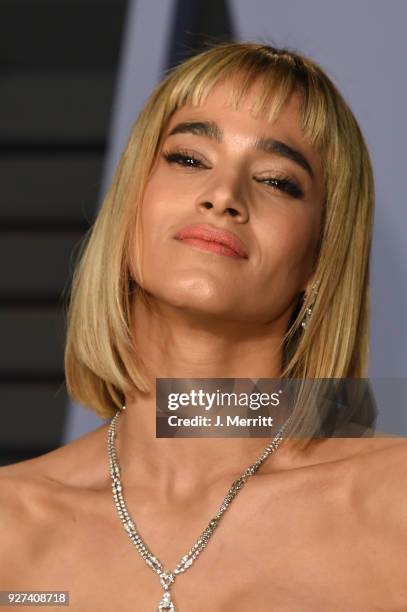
255;136;314;179
167;120;314;179
168;120;223;142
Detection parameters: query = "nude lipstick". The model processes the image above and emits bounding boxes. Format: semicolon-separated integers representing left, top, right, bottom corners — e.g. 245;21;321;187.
174;224;248;260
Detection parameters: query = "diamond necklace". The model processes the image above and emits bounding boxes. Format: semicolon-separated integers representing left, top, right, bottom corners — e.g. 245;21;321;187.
108;406;292;611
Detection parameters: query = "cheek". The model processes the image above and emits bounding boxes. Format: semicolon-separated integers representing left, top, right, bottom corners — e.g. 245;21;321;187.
130;176;190;290
139;170;190;239
140;179;168;228
250;211;319;315
128;180;164;286
258;211;317;271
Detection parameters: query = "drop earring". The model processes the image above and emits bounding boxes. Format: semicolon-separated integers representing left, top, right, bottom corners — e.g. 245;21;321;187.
301;281;319;329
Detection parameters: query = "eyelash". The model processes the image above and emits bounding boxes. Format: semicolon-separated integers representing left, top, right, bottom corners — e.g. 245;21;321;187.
162;149;304;199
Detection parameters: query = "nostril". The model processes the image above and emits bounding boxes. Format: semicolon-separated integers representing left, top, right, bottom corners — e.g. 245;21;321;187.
227;208;239;217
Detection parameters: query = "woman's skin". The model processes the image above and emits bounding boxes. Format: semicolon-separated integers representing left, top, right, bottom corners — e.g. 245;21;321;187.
123;78;325;496
0;77;406;611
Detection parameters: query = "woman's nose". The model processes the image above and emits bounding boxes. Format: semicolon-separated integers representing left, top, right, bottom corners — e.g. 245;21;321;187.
195;175;249;220
198;200;242;218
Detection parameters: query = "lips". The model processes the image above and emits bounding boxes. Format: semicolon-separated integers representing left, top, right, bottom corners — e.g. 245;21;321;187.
174;223;248;259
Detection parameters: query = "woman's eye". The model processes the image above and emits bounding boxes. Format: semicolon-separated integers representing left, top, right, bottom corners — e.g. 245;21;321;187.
257;176;304;199
162;150;304;199
162;150;207;169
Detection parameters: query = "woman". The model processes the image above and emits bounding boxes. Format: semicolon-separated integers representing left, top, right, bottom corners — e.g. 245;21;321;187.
1;42;406;611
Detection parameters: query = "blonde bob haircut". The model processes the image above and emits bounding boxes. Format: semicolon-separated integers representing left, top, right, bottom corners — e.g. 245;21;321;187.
64;41;374;444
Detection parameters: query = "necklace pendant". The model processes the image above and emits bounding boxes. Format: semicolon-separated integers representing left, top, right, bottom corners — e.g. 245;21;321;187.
159;571;175;589
157;588;175;611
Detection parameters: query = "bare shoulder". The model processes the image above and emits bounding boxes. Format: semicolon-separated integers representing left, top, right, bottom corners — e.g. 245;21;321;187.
0;451;71;536
0;460;56;584
0;420;110;491
0;422;111;581
348;437;407;533
351;435;407;482
0;459;50;525
288;434;407;526
323;435;407;494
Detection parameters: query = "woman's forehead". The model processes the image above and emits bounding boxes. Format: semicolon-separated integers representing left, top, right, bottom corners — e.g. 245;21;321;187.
164;85;306;149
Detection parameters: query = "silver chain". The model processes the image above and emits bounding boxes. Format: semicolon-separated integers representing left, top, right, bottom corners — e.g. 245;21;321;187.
108;407;292;611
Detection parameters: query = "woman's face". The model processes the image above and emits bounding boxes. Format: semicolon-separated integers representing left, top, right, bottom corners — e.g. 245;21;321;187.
130;78;325;328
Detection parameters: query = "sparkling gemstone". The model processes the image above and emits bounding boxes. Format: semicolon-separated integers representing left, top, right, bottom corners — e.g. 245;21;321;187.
157;589;175;610
159;572;175;589
124;520;134;532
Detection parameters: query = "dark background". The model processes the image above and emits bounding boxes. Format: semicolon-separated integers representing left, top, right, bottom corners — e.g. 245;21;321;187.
0;0;233;466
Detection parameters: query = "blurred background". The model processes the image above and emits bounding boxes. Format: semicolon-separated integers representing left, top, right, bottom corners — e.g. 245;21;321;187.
1;0;406;466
